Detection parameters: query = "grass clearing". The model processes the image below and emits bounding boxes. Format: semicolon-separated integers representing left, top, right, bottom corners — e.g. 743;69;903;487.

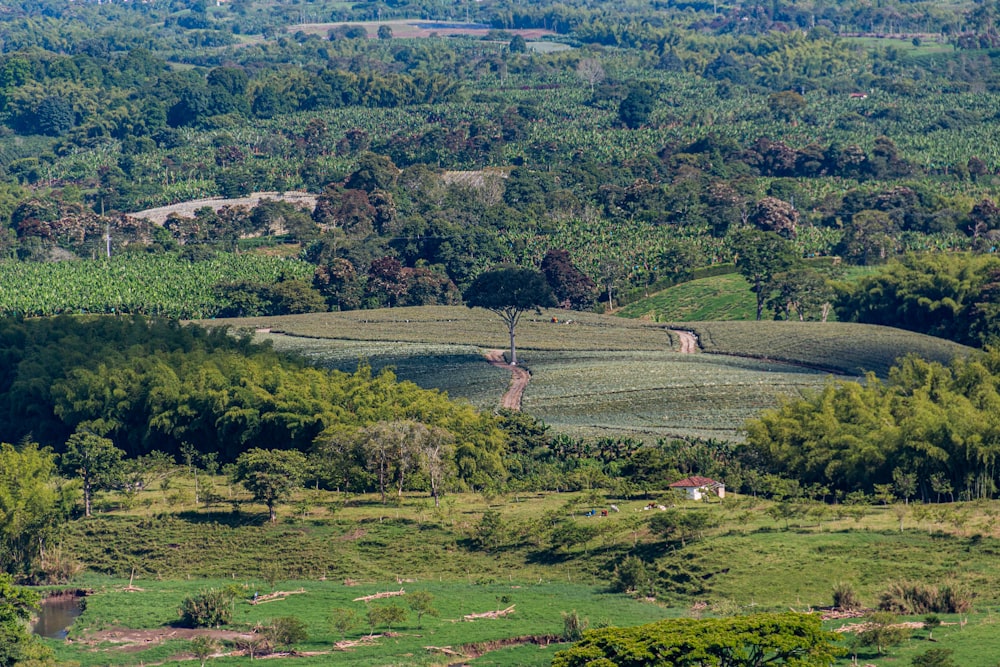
46;484;1000;666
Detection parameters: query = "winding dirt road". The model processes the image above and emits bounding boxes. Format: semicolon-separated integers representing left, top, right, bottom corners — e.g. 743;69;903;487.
484;330;697;410
670;329;699;353
485;350;531;411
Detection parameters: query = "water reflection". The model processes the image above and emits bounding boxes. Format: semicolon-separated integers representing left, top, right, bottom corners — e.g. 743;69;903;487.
31;593;84;639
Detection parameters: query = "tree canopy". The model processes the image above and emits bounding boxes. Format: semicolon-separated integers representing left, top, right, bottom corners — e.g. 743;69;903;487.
744;349;1000;500
464;266;556;365
552;612;842;667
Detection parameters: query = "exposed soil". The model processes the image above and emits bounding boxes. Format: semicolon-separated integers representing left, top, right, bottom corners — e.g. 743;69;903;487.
72;626;253;650
485;349;530;410
669;329;699;353
128;191;316;225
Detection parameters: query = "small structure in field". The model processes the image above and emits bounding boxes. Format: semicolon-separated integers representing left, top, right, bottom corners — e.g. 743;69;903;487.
669;476;725;501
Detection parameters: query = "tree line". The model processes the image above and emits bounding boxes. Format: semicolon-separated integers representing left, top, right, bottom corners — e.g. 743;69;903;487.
744;350;1000;502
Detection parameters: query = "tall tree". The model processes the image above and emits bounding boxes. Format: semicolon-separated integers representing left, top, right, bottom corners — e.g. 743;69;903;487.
464;266;556;365
233;448;307;522
61;428;125;517
730;227;795;320
0;441;69;577
541;249;596;310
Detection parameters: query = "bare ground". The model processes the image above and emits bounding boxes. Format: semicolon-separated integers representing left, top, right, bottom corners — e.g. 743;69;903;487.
127;192;316;225
670;330;699;353
485;349;531;410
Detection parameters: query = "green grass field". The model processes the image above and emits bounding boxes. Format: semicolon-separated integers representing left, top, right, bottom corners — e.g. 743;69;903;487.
617;273;757;321
43;481;1000;666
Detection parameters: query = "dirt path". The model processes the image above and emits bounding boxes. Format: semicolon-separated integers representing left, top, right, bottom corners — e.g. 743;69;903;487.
485;350;530;411
670;330;699;353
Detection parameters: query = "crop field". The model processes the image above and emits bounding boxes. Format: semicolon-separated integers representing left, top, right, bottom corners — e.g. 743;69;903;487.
288;20;557;40
684;320;974;377
617;273;757;322
219;306;677;352
258;336;511;409
206;307;974;439
515;350;831;440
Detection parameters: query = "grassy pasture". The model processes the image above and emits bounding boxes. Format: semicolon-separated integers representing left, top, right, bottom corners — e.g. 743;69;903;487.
617;273;757;321
46;480;1000;666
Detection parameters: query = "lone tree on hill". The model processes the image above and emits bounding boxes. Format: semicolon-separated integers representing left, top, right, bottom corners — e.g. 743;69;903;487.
464;266;556;366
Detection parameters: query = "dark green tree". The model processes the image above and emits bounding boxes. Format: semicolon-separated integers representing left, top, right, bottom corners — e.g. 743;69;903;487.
619;86;653;129
730;227;795;320
233;449;307;522
552;613;843;667
464;266;556;365
61;428;125;517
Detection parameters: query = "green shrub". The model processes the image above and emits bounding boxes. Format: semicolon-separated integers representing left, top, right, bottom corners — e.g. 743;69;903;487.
878;581;972;614
561;609;589;641
832;582;862;611
264;616;308;650
178;588;237;628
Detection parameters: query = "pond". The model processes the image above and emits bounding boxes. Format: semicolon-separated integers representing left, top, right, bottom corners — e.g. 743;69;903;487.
31;591;85;639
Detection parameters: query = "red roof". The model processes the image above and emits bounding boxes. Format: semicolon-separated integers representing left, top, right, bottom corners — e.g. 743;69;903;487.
669;476;722;488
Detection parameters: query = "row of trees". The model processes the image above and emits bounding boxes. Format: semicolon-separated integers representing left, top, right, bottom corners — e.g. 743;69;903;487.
744;350;1000;501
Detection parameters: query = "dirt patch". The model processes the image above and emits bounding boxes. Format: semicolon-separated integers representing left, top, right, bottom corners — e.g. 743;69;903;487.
128;191;316;225
669;330;699;353
459;634;561;659
485;349;530;410
72;626;253;649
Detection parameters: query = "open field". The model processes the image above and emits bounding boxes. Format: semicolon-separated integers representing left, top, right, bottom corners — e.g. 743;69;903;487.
43;480;1000;666
288;20;557;41
618;273;757;321
206;307;972;439
684;320;973;377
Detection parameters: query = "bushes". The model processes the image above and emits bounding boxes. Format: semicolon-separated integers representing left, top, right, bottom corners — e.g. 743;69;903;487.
832;582;862;611
178;587;239;628
877;581;972;614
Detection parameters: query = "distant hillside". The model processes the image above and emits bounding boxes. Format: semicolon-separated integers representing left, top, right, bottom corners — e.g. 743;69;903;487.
618;273;755;321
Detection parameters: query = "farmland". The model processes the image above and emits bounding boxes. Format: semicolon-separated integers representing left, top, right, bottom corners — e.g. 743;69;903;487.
6;0;1000;664
208;306;973;440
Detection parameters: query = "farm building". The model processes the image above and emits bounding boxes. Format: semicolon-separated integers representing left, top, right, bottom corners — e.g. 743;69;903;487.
669;476;725;501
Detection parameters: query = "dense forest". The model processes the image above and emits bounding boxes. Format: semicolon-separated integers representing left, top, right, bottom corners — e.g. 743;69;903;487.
0;0;998;343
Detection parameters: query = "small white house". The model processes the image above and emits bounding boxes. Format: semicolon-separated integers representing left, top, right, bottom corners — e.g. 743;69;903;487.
669;476;725;501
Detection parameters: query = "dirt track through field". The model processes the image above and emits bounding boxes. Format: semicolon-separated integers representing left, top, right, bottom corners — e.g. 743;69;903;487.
485;350;531;410
670;330;699;353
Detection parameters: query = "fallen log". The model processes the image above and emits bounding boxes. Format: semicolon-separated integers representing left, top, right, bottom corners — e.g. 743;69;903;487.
334;634;382;651
425;646;466;657
464;605;515;621
353;589;405;602
250;589;306;605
